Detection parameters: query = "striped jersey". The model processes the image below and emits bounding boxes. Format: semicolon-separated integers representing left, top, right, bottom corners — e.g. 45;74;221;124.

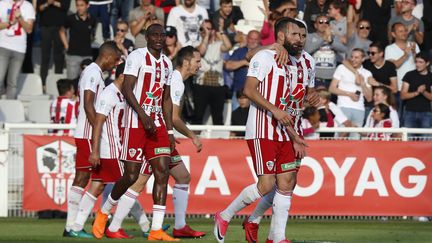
50;96;78;136
74;62;105;139
123;48;173;128
95;83;125;159
286;51;316;136
245;50;291;141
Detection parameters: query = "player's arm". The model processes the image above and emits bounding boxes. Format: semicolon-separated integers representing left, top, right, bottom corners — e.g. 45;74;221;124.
88;113;106;167
172;103;202;152
83;90;97;126
245;43;288;65
123;74;155;132
162;84;175;151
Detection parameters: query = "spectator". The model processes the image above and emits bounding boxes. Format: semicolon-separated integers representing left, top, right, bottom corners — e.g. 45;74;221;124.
305;15;344;88
38;0;69;87
225;30;261;110
303;0;330;33
197;0;217;15
114;20;134;57
153;0;178;18
230;90;249;137
355;0;392;46
89;0;112;41
49;79;77;136
401;52;432;130
167;0;209;47
391;0;404;18
60;0;96;80
211;0;243;44
364;86;399;129
388;0;424;45
346;19;372;58
110;0;134;32
328;0;348;61
317;89;352;138
0;0;35;99
163;26;181;60
423;0;432;54
269;0;298;19
129;0;164;48
364;103;392;140
301;106;320;140
193;19;232;125
260;0;297;46
329;48;373;138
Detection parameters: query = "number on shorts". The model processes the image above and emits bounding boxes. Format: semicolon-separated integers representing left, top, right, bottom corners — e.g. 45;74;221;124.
136;148;143;161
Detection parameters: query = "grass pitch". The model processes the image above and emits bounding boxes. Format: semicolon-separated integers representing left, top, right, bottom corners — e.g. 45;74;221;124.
0;217;430;242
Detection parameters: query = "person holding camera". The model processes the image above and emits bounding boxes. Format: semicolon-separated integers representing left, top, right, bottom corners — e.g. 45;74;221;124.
329;48;373;138
193;19;232;125
129;0;164;48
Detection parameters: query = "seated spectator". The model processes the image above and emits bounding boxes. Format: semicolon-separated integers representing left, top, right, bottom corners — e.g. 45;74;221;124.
364;103;392;140
305;15;344;88
364;86;399;139
346;19;372;58
129;0;164;48
303;0;330;33
318;89;352;138
230;90;249;137
114;20;134;57
302;106;321;140
194;19;232;125
401;52;432;131
329;48;373;138
388;0;424;45
60;0;96;80
356;0;392;46
328;0;348;60
167;0;209;47
225;30;261;110
0;0;35;99
163;26;181;60
50;79;78;136
211;0;244;45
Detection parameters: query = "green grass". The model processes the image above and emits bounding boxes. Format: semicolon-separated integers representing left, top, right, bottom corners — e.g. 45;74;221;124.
0;218;430;242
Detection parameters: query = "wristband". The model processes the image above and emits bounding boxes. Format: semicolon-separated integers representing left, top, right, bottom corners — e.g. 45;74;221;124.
167;130;174;135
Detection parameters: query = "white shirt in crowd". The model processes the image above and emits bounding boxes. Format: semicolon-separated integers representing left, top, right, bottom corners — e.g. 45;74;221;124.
364;106;400;128
0;0;35;53
333;64;372;111
384;42;420;91
75;62;105;139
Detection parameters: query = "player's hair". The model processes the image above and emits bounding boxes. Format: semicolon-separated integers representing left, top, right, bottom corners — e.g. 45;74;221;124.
296;19;307;30
374;86;396;108
76;0;89;4
416;51;430;63
303;106;318;119
375;103;390;120
57;79;73;96
147;23;164;35
220;0;232;5
391;22;405;32
351;48;365;57
99;41;122;57
115;62;125;78
369;41;384;53
329;0;347;16
274;17;299;40
117;20;129;27
176;46;199;68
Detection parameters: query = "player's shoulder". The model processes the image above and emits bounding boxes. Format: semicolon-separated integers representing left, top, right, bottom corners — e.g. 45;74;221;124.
81;63;101;79
251;50;277;63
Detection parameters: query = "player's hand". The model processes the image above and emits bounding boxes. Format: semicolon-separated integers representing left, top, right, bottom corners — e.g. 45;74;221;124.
89;152;100;168
293;138;308;159
272;108;293;127
306;91;321;107
168;134;176;152
141;114;156;134
192;135;202;152
270;43;289;65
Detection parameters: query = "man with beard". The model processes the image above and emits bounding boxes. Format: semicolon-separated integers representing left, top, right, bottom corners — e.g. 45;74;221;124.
92;24;176;241
241;20;319;243
213;17;307;243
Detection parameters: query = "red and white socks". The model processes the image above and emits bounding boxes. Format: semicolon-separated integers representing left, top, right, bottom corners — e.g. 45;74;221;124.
151;205;166;231
108;189;139;232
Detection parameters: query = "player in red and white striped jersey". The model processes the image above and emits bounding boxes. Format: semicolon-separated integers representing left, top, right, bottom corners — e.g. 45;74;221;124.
214;18;307;243
64;41;122;237
93;24;177;242
49;79;77;136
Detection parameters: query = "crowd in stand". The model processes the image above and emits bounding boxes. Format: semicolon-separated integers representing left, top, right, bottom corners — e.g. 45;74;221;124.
0;0;431;138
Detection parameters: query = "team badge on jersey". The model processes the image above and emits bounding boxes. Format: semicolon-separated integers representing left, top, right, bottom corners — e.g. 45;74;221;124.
36;140;76;205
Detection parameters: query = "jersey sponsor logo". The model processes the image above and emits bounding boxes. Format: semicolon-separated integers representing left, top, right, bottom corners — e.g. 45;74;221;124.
266;160;275;171
154;147;170;155
281;162;296;171
36;140;76;205
129;148;137;158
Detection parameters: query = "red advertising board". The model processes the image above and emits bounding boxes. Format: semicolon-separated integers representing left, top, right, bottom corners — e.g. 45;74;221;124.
23;135;432;216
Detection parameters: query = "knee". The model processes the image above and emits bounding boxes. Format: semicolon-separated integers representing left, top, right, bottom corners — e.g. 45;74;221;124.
124;172;139;186
73;171;90;188
175;172;191;185
257;178;276;195
276;174;297;192
153;164;170;184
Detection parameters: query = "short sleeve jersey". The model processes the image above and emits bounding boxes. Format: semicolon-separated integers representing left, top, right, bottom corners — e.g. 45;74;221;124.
246;50;291;141
74;63;105;139
95;83;125;159
50;96;78;136
170;70;184;106
123;48;173;128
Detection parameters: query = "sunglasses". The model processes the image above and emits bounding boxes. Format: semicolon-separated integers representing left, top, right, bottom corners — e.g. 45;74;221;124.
167;34;175;38
358;25;370;30
318;19;330;25
367;51;378;56
117;29;127;33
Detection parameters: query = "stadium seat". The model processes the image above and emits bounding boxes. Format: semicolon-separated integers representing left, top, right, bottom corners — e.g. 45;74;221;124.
240;0;265;27
17;73;43;96
27;100;51;123
0;100;26;123
46;74;66;97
